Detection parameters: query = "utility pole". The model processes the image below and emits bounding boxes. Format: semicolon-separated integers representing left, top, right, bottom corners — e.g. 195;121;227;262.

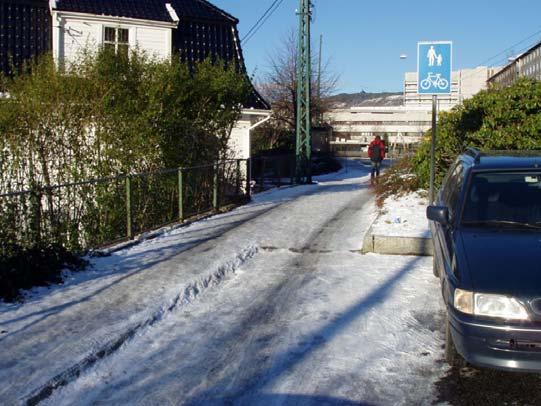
317;34;323;125
295;0;312;183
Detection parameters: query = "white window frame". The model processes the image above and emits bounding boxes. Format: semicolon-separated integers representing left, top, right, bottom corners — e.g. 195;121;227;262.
103;26;130;54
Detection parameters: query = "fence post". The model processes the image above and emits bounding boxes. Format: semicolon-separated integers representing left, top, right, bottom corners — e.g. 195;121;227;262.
247;159;252;199
235;159;241;197
30;186;42;245
276;158;281;187
213;164;219;211
178;168;184;222
260;158;265;192
126;175;133;239
290;155;295;185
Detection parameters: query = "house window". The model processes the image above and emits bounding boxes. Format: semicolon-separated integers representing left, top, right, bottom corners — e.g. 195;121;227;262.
104;27;129;55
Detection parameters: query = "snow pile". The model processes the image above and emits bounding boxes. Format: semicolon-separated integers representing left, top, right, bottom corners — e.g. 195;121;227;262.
371;191;430;238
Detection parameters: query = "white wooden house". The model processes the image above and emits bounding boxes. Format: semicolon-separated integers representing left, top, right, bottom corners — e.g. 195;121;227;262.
49;0;178;63
49;0;270;160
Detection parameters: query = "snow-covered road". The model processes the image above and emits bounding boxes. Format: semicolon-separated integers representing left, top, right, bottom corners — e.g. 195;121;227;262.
1;160;447;405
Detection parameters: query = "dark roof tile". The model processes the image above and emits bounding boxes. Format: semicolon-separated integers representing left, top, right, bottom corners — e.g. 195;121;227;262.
55;0;238;24
169;0;237;23
54;0;175;23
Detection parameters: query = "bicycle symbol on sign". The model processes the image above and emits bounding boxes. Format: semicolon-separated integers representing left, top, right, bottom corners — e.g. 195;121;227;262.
420;72;449;91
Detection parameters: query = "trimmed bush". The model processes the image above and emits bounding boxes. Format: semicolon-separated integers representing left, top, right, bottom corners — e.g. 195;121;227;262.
0;49;251;302
412;78;541;188
0;243;86;302
374;158;422;207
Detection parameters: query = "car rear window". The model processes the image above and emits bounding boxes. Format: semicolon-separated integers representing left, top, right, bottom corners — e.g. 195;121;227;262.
462;172;541;225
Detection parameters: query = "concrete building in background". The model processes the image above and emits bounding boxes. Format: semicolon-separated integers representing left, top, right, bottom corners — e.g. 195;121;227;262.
325;106;432;156
488;40;541;87
325;66;496;155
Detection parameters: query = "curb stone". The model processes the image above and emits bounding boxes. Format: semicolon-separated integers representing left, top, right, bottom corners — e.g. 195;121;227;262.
361;225;434;257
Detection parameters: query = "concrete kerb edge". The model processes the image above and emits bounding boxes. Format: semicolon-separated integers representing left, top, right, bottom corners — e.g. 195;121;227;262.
361;219;433;257
361;224;376;254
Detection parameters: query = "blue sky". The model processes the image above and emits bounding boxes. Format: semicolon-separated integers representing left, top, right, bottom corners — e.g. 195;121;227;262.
211;0;541;94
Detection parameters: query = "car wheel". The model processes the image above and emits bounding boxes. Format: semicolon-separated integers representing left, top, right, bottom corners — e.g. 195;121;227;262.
445;313;465;367
432;256;440;278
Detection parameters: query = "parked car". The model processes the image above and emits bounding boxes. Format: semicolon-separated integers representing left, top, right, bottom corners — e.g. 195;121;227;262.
427;148;541;372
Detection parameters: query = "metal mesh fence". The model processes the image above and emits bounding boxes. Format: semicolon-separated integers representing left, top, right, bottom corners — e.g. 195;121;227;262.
251;155;295;193
0;155;304;258
0;177;127;253
0;160;254;255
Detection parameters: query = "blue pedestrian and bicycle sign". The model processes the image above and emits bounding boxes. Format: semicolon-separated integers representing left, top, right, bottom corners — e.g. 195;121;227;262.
417;41;452;94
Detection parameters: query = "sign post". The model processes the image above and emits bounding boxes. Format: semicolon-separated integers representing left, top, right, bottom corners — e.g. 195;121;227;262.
417;41;452;204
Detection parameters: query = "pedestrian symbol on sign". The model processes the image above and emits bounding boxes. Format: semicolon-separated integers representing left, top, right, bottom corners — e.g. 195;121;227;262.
426;46;444;67
427;46;437;66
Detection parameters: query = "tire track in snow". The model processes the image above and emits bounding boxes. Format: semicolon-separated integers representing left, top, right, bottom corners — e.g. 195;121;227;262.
23;245;260;406
37;174;371;399
182;190;376;402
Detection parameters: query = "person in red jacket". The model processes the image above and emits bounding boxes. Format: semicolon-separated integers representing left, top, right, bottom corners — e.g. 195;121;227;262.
368;135;386;183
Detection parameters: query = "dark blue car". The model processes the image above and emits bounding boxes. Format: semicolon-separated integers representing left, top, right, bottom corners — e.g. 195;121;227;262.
427;148;541;372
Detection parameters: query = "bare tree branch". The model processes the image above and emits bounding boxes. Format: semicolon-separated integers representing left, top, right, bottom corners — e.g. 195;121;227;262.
252;30;340;152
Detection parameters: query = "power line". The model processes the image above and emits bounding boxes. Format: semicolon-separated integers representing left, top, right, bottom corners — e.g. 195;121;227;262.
241;0;280;42
476;28;541;67
458;28;541;83
242;0;285;45
243;0;285;45
491;44;535;68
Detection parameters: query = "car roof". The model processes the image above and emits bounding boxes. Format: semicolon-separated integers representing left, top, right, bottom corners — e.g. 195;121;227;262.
461;150;541;171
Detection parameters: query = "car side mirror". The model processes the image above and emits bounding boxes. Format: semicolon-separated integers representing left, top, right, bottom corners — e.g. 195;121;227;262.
427;206;450;226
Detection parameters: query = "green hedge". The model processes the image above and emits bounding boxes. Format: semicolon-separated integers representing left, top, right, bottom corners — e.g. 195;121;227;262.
0;49;251;302
0;243;86;302
412;78;541;188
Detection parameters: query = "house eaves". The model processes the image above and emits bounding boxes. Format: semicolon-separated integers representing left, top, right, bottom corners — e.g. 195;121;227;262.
53;0;177;24
168;0;238;24
50;10;179;29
